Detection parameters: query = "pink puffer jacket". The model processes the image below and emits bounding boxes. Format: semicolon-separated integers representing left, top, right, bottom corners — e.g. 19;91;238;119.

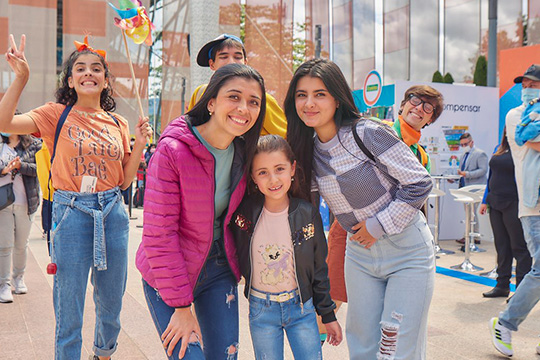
136;116;245;308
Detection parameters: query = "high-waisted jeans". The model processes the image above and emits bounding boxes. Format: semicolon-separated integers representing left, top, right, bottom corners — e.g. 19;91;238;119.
51;188;129;360
143;239;239;360
249;290;322;360
345;212;435;360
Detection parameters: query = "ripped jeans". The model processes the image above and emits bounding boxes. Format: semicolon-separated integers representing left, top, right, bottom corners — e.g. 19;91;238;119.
143;239;239;360
345;213;435;360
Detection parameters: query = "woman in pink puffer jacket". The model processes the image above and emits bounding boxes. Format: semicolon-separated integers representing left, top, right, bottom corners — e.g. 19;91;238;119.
136;64;266;360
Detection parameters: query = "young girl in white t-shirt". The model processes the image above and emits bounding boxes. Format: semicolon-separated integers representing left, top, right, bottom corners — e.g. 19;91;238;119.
231;135;342;359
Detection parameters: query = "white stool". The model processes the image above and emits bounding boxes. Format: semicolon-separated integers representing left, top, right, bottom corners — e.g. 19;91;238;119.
458;185;487;253
427;187;454;255
449;189;483;272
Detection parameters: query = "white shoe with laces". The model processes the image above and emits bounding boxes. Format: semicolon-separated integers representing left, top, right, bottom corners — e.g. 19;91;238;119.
490;317;513;357
0;283;13;303
13;275;27;294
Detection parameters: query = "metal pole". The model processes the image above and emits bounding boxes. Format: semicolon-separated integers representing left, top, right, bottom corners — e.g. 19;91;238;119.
181;77;186;115
315;25;322;58
487;0;497;87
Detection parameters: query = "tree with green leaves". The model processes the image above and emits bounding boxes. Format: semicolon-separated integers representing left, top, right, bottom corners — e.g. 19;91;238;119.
432;71;444;83
443;73;454;84
473;55;487;86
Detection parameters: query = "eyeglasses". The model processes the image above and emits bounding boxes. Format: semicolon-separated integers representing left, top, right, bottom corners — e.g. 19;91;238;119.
408;94;435;114
460;140;471;147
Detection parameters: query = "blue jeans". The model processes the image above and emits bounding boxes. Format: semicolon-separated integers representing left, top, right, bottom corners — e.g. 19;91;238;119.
345;212;435;360
249;292;322;360
51;188;129;360
499;215;540;331
143;240;239;360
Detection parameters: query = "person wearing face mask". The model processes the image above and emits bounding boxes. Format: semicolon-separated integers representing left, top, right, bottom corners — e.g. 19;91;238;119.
455;132;488;245
457;133;488;187
489;64;540;357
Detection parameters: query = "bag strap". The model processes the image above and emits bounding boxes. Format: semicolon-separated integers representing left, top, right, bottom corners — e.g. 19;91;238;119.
352;124;376;162
50;105;73;166
106;112;120;127
46;105;72;256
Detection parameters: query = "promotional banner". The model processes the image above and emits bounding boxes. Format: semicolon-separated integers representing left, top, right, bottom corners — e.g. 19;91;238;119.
395;81;499;176
395;81;499;241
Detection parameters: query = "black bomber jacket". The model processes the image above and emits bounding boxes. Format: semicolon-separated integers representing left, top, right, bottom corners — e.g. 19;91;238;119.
230;194;337;324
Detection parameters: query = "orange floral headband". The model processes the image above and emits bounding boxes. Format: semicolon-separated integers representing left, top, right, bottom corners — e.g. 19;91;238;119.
73;35;107;60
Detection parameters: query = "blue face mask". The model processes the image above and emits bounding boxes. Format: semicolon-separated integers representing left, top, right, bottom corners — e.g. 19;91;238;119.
0;132;10;137
522;88;540;105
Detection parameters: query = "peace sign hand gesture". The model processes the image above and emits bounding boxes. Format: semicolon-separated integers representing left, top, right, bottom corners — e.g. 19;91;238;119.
5;34;29;80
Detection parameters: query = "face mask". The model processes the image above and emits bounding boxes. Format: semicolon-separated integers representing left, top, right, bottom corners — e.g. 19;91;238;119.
0;133;10;137
522;88;540;105
462;145;471;153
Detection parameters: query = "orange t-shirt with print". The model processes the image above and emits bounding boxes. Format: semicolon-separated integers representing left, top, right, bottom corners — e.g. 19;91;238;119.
28;102;131;192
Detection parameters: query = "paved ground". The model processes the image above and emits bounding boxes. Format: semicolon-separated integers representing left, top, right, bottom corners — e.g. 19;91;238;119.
1;205;540;359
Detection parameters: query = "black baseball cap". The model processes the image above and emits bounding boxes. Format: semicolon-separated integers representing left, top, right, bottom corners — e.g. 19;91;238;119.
196;34;245;67
514;64;540;83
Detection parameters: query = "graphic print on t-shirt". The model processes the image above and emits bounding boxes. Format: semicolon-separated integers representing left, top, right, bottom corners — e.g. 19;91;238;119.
257;244;294;286
251;207;298;293
29;102;131;192
67;109;123;181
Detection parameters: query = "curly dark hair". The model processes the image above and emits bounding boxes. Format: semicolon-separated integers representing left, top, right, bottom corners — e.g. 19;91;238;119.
55;49;116;111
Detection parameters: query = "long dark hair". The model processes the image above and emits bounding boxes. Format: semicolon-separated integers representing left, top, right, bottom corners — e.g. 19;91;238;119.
187;63;266;172
494;127;510;156
284;58;360;198
55;49;116;111
248;135;304;199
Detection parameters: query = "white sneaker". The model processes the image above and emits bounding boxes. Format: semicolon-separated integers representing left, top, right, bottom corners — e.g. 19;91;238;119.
536;341;540;355
13;275;27;294
489;317;513;356
0;283;13;303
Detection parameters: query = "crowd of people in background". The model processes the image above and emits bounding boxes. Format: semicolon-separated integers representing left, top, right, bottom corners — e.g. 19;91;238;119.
0;29;539;360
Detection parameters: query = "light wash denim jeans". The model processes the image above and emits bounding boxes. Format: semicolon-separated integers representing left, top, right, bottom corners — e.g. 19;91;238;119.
249;292;322;360
51;188;129;360
143;240;239;360
499;215;540;331
345;212;435;360
0;203;33;285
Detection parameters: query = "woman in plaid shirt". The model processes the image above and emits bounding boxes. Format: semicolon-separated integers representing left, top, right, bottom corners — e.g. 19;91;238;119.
285;59;435;360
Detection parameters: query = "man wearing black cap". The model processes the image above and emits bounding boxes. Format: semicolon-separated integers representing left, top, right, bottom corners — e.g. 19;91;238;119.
489;64;540;357
187;34;287;138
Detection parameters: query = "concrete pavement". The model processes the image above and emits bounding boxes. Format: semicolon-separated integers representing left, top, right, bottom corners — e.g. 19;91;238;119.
1;205;540;359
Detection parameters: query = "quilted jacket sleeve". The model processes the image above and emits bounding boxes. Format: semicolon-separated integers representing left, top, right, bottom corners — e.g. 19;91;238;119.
141;139;194;307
